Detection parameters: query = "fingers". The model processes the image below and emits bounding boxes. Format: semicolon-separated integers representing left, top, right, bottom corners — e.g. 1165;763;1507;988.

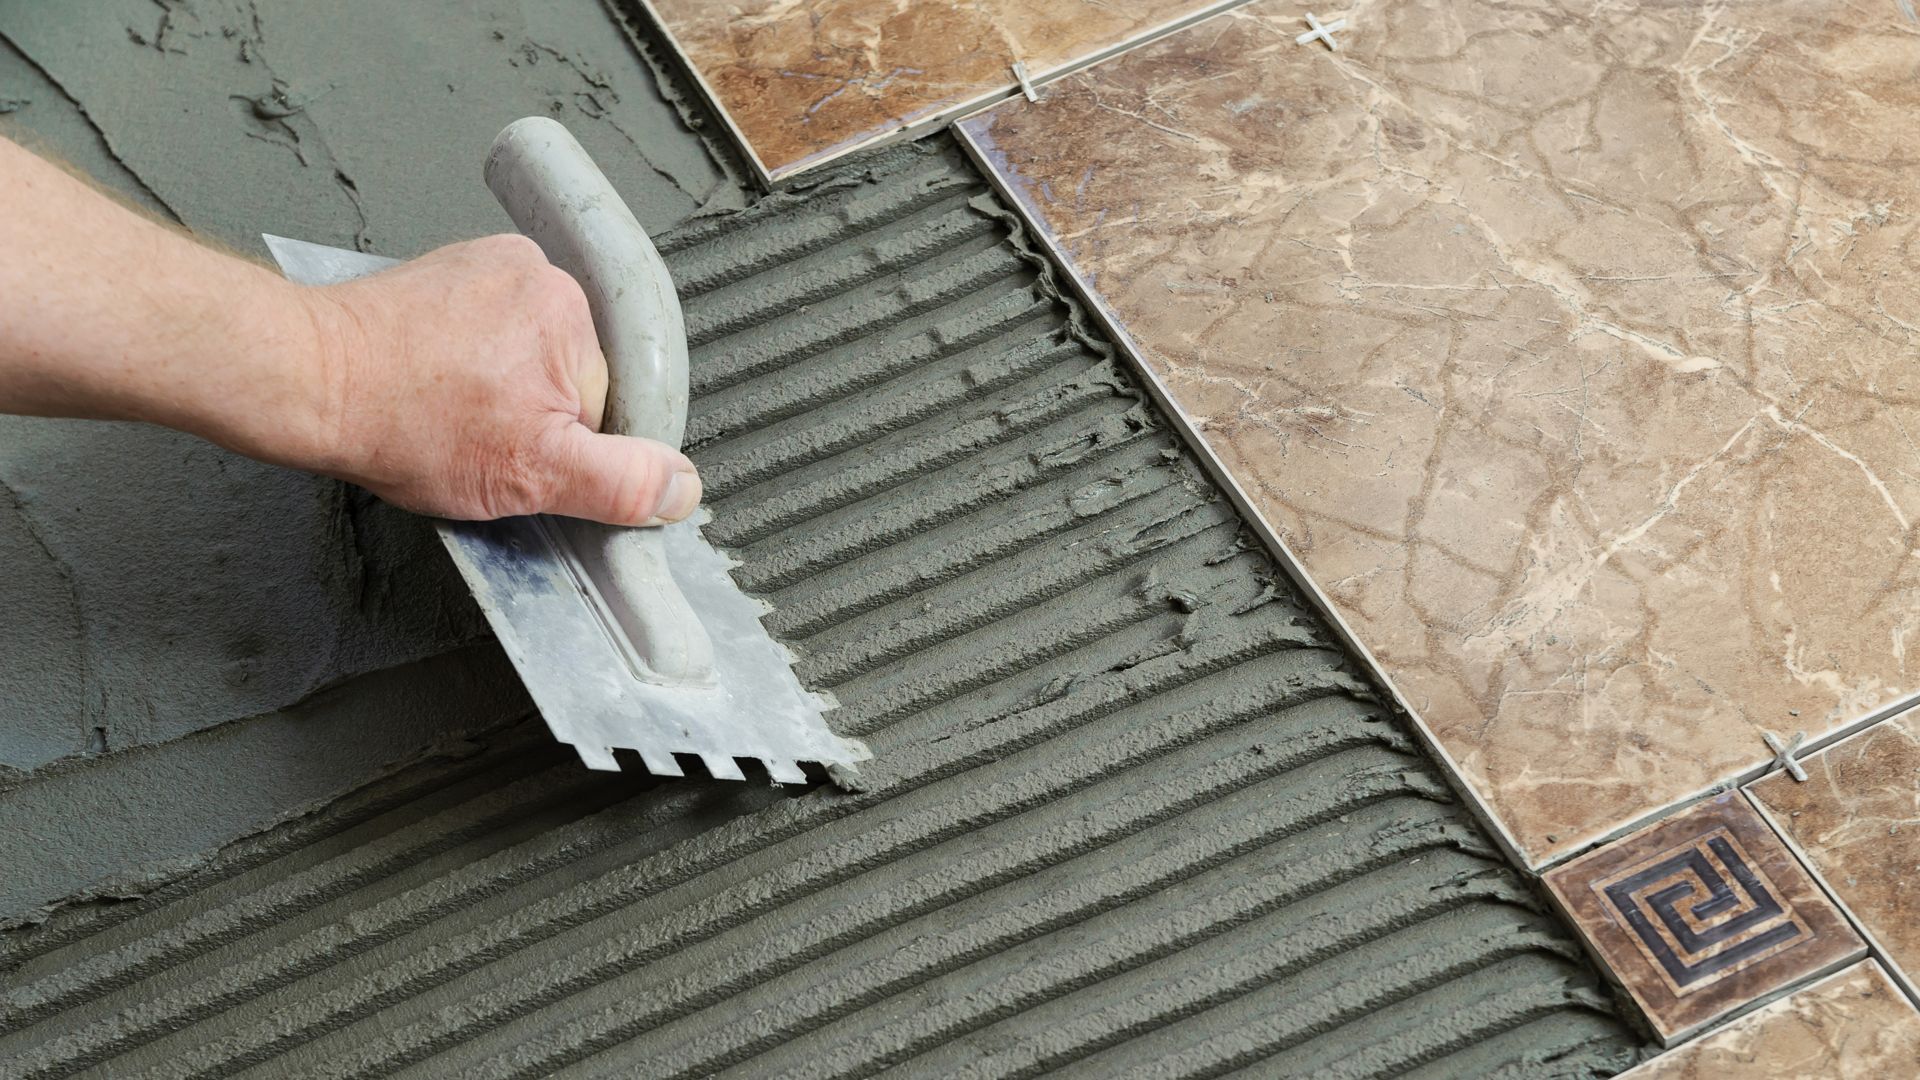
545;423;702;527
533;262;610;432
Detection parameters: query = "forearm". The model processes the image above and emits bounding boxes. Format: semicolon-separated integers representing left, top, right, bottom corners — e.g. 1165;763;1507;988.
0;134;335;466
0;133;699;527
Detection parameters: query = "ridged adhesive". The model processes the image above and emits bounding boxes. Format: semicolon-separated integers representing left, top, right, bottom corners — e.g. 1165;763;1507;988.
0;140;1645;1079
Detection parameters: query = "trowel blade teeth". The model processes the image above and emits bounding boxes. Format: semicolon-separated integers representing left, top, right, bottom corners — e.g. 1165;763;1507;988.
572;744;621;772
638;749;683;777
437;513;873;785
766;759;809;785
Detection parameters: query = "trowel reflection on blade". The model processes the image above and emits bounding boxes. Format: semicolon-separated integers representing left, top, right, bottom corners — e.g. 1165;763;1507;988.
263;118;868;787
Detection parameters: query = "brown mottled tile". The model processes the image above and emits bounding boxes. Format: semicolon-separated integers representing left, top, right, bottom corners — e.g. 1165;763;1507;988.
1542;793;1864;1044
956;0;1920;864
1750;709;1920;991
1620;961;1920;1078
643;0;1232;181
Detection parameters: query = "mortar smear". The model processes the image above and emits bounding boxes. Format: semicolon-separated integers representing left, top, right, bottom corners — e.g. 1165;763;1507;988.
0;0;738;777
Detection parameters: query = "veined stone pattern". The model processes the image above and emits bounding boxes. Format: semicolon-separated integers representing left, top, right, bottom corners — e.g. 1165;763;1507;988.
1751;708;1920;993
958;0;1920;864
1619;962;1920;1077
645;0;1229;181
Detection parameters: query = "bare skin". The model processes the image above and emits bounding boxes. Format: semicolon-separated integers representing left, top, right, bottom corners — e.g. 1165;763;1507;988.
0;133;701;527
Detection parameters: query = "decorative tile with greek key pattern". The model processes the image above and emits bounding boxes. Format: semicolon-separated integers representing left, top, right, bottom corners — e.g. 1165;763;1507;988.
1544;794;1864;1044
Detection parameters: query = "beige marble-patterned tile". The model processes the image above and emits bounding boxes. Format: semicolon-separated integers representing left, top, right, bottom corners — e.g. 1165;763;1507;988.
1619;961;1920;1078
956;0;1920;865
1750;708;1920;990
642;0;1233;182
1542;793;1864;1044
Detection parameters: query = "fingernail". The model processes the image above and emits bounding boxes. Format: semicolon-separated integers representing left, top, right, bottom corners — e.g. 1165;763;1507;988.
645;467;701;525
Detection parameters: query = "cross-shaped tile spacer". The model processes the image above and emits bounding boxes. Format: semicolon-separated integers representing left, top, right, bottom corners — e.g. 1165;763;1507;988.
1763;730;1809;782
1296;12;1347;50
1011;60;1040;103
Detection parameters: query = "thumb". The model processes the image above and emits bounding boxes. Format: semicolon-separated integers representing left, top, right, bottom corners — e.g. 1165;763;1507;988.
545;424;702;527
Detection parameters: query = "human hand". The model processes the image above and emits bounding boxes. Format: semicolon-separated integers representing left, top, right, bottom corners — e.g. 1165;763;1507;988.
0;135;696;526
296;234;701;526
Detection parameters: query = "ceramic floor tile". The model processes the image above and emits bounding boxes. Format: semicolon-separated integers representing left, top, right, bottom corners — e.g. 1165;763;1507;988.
1542;793;1864;1044
641;0;1234;182
1619;961;1920;1078
1749;709;1920;990
955;0;1920;865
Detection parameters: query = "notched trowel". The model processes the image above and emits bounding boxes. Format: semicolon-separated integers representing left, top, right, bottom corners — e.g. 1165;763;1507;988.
264;117;869;786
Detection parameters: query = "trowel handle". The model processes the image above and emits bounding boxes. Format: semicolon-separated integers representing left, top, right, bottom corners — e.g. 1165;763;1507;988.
483;117;689;449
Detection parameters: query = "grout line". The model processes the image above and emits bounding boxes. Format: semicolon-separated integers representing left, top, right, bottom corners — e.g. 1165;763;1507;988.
765;0;1258;184
1540;690;1920;874
1764;690;1920;766
1667;950;1870;1048
767;90;1024;186
952;118;1533;875
1015;0;1258;93
1744;782;1920;1013
635;0;1258;189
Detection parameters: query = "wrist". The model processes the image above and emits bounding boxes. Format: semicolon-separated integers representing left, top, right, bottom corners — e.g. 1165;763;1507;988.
278;282;365;479
196;271;367;481
107;252;357;478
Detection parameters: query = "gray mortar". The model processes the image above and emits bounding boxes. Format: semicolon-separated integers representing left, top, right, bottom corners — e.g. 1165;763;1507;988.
0;6;1649;1073
0;0;741;909
0;0;739;253
0;644;529;924
1;135;1648;1077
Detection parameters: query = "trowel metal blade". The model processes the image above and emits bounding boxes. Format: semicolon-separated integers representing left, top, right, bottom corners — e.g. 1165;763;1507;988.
263;234;869;784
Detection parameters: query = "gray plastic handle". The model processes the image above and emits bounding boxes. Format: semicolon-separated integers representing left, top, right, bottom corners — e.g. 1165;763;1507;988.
483;116;689;447
482;118;713;686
